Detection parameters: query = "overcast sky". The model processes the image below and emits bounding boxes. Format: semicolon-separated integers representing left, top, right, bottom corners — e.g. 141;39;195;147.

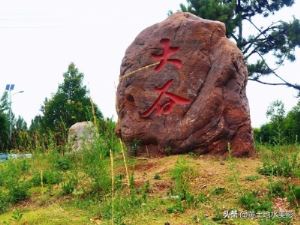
0;0;299;128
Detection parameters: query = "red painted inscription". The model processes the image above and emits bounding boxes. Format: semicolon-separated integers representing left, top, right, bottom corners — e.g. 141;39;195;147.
141;80;190;117
152;39;182;72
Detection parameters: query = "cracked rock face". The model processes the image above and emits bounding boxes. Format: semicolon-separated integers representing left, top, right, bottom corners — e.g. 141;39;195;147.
116;12;254;157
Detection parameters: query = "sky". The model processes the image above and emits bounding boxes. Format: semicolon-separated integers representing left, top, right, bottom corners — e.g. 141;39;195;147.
0;0;299;128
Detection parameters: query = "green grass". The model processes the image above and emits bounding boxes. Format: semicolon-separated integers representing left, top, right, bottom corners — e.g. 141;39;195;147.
0;143;299;224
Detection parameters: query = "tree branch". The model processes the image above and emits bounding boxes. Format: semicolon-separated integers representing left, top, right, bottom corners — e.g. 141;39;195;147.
231;33;239;43
249;79;289;86
250;51;300;91
242;23;278;55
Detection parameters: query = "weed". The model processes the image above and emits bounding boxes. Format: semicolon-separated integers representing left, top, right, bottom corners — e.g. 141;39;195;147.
167;158;205;213
227;143;241;194
61;175;78;195
259;217;293;225
212;206;224;222
31;170;62;186
129;139;140;156
166;199;184;213
268;181;285;198
81;147;111;195
0;191;8;213
287;185;300;206
153;173;161;180
170;157;196;195
245;175;260;181
19;160;31;172
54;157;72;171
259;149;300;177
11;209;23;222
239;192;273;212
141;181;150;202
8;181;30;203
212;187;226;195
114;174;125;190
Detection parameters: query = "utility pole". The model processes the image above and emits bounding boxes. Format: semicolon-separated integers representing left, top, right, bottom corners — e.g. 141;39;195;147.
5;84;14;142
5;84;24;145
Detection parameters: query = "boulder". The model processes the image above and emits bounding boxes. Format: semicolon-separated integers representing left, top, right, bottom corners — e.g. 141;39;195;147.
116;12;254;157
68;121;97;151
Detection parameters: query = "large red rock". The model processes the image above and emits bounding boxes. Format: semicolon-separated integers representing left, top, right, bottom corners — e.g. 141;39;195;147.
116;12;254;157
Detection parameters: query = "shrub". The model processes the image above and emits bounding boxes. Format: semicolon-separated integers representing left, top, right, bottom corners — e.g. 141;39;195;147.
258;150;299;177
8;181;30;203
31;170;62;186
81;147;111;195
287;185;300;205
167;200;184;214
0;191;8;213
19;160;31;172
61;176;78;195
268;181;285;198
54;157;72;171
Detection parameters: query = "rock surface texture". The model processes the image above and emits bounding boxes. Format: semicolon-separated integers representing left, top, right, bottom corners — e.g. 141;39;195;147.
116;12;254;157
68;121;97;151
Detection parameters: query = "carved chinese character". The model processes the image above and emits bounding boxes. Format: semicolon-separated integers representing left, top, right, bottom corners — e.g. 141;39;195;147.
152;39;182;72
141;79;190;117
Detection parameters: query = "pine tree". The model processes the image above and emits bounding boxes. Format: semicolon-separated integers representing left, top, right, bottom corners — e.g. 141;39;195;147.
176;0;300;91
40;63;103;144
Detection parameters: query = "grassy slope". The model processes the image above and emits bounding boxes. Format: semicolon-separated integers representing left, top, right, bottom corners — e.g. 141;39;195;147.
0;150;299;225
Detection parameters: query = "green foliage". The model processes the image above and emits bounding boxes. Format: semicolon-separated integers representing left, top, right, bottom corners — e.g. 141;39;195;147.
179;0;237;36
97;118;121;156
259;217;292;225
256;100;300;145
287;185;300;205
239;192;273;212
258;149;299;177
8;181;30;204
100;174;149;224
167;200;184;214
11;209;23;222
176;0;300;91
0;191;8;213
61;175;78;195
31;170;62;186
101;195;143;225
212;187;225;195
268;181;285;197
170;157;196;195
81;147;111;195
153;173;161;180
245;175;260;181
128;139;141;156
32;63;103;147
114;174;125;190
54;157;72;171
0;92;9;151
168;158;205;213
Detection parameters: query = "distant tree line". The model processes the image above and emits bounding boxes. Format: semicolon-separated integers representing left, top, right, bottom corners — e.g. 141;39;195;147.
0;63;104;152
254;100;300;145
